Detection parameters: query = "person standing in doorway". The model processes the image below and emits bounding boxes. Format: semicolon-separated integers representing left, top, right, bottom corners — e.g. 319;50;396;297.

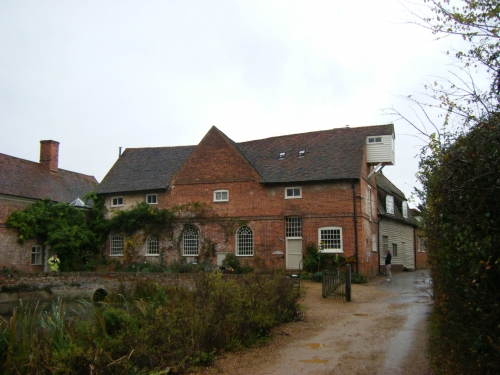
385;249;392;281
49;254;60;272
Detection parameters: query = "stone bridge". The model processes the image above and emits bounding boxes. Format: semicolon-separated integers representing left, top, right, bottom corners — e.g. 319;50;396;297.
0;272;199;303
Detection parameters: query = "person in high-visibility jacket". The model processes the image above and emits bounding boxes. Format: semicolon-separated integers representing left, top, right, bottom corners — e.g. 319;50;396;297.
49;254;60;272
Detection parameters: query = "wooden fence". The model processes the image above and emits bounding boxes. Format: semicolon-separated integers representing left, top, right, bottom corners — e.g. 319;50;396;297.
322;264;351;301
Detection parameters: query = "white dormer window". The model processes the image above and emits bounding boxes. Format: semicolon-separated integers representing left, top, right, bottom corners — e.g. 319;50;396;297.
402;201;408;218
214;190;229;202
386;195;394;214
285;187;302;199
146;194;157;205
111;197;123;207
367;137;382;143
279;152;286;160
298;150;306;158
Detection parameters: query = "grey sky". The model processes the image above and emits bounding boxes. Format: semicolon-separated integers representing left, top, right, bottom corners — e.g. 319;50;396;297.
0;0;455;206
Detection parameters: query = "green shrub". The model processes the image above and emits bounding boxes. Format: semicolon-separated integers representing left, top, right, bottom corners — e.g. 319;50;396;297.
0;273;301;374
351;273;366;284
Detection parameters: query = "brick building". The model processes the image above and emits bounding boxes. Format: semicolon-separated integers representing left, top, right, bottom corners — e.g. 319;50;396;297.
0;141;98;272
97;125;395;277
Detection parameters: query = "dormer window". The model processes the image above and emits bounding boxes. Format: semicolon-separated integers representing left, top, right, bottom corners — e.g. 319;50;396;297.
298;150;306;158
367;137;382;143
279;152;286;160
402;201;408;218
214;190;229;202
386;195;394;214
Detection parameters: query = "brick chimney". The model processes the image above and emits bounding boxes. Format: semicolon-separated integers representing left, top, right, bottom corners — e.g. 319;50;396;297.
40;140;60;172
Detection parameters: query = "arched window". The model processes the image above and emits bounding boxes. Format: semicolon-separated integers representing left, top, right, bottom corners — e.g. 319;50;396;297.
182;227;199;256
110;233;124;256
146;236;160;256
236;226;254;256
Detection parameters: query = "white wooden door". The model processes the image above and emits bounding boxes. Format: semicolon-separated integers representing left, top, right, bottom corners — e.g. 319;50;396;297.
286;239;303;270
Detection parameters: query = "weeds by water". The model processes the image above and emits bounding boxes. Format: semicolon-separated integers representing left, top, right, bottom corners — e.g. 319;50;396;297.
0;272;300;374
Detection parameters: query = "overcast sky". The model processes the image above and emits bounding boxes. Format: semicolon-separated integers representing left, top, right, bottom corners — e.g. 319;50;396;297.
0;0;457;206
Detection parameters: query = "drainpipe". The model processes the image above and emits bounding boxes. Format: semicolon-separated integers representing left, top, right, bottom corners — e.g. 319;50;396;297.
351;180;359;274
378;216;382;275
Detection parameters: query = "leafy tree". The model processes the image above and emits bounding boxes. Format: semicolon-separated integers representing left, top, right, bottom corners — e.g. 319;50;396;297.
6;199;102;271
393;1;500;373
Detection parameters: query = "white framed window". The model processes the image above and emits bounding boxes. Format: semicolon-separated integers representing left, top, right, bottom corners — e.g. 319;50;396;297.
386;195;394;214
236;226;254;256
382;235;389;253
285;217;302;238
372;233;377;252
31;245;42;265
366;186;373;221
402;201;408;218
110;233;124;256
182;227;199;256
367;137;382;143
318;227;343;253
213;190;229;202
146;194;157;205
146;236;160;256
285;187;302;199
111;197;124;207
392;243;398;257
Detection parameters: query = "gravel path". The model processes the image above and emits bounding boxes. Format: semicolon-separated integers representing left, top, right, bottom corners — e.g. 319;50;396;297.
195;271;433;375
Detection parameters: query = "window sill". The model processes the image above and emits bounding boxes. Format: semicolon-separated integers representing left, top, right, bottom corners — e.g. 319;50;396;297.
319;250;344;254
145;254;160;257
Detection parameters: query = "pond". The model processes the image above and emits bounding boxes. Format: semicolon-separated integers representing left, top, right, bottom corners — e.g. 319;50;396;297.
0;298;96;319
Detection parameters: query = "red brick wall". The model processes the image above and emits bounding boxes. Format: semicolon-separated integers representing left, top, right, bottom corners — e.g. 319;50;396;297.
0;197;44;273
100;130;381;278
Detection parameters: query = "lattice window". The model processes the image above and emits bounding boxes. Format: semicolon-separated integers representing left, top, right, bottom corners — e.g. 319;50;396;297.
236;226;254;256
110;233;124;256
31;245;42;265
285;217;302;237
146;236;160;255
318;227;343;253
182;227;199;256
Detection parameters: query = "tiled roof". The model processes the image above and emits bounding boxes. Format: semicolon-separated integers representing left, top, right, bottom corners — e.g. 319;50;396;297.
375;171;405;198
376;172;418;226
97;146;196;194
97;124;394;193
0;153;98;203
239;124;394;183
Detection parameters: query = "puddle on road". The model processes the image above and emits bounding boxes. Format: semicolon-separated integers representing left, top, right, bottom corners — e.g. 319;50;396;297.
305;343;323;349
299;357;328;364
353;313;369;317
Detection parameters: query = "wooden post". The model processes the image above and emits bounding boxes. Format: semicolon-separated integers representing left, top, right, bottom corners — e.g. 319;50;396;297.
322;270;326;298
345;264;352;302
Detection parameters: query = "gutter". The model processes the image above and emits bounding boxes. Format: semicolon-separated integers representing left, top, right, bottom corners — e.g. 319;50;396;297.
351;180;359;274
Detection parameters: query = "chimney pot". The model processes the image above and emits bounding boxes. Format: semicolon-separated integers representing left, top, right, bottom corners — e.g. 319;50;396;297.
40;140;60;172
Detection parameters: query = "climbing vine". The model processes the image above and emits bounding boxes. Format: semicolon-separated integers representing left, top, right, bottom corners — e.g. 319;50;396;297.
6;198;102;271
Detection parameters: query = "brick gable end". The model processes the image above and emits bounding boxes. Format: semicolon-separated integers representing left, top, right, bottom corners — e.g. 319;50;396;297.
172;127;259;184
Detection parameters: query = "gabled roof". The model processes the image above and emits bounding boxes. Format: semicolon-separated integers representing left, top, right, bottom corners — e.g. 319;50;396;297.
97;124;394;194
0;153;98;203
376;172;418;226
376;171;405;199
